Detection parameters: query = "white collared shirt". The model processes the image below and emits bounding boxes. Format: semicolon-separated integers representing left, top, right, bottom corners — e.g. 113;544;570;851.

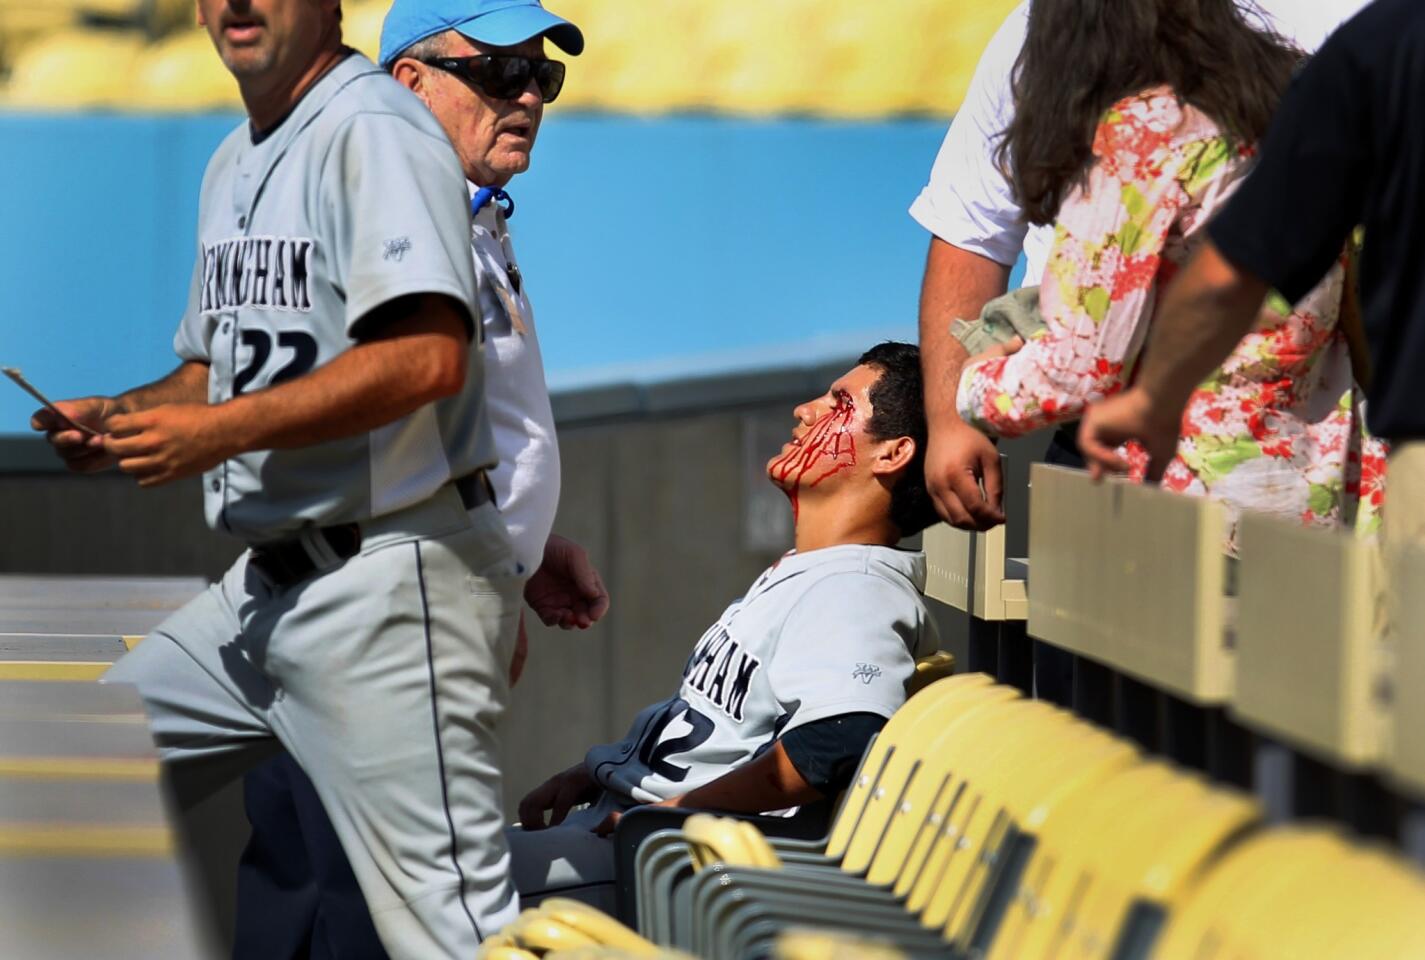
468;182;560;573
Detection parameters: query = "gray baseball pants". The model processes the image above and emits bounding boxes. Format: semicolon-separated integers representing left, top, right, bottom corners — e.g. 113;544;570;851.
105;486;523;959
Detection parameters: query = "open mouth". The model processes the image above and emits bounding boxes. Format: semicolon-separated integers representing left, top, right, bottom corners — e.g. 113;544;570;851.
499;120;534;140
221;14;265;44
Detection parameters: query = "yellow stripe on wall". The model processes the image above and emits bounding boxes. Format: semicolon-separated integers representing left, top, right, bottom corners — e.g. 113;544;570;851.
0;823;171;858
0;756;158;781
0;662;110;681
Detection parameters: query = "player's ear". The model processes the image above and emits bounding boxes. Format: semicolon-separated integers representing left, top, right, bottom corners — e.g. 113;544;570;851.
869;435;916;479
390;58;426;98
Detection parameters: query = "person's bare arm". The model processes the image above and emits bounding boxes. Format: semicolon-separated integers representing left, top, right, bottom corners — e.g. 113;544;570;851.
919;237;1013;529
1078;242;1269;480
594;741;820;835
119;361;210;412
31;361;210;473
102;294;471;486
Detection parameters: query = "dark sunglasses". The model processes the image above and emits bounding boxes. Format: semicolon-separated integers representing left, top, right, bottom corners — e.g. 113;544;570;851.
421;54;566;104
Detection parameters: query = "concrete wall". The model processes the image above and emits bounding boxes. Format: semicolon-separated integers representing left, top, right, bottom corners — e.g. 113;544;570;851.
0;357;1055;816
1;361;969;810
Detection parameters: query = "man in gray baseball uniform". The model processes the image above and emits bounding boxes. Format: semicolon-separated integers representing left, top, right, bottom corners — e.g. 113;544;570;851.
511;342;942;911
30;0;536;955
232;3;603;956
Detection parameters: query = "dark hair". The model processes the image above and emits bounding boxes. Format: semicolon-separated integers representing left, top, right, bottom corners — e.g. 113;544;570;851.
857;341;939;538
999;0;1301;225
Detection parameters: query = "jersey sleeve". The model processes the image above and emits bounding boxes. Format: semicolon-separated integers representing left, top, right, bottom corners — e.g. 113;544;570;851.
907;1;1029;265
172;243;213;362
767;573;935;733
780;712;887;794
1207;31;1370;304
318;112;479;338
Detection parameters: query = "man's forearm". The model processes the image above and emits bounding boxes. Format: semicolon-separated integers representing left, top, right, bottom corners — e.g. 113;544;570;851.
214;306;469;455
1136;242;1270;411
672;742;821;815
918;238;1012;425
117;361;210;413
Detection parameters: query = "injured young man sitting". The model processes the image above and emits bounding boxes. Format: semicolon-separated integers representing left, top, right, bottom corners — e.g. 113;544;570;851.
509;341;943;910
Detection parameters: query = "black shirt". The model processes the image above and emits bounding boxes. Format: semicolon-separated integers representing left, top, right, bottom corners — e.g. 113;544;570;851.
1207;0;1425;441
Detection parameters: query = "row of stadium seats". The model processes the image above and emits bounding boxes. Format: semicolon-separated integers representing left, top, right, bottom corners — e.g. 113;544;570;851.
0;0;1016;114
924;463;1425;797
505;674;1425;960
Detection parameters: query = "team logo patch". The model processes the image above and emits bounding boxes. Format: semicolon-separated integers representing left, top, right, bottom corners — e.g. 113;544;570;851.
852;663;882;685
200;236;314;314
383;237;412;262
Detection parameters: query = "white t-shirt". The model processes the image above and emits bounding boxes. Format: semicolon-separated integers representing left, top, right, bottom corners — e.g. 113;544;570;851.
908;0;1373;286
468;185;560;574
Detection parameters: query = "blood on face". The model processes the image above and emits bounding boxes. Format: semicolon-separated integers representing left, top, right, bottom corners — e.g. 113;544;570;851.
769;390;859;520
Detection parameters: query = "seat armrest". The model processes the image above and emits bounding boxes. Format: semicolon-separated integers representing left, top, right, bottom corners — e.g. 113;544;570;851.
613;801;834;927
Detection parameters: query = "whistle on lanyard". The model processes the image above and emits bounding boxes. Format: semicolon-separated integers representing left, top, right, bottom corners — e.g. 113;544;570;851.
469;187;527;334
470;186;515;219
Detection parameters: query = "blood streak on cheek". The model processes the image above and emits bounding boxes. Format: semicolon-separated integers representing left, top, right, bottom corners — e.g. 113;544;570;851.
768;394;859;521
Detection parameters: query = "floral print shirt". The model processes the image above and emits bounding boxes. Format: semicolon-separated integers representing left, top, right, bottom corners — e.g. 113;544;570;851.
957;89;1384;542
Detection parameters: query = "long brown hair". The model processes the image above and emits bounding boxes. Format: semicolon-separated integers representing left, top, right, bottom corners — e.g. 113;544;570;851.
999;0;1301;225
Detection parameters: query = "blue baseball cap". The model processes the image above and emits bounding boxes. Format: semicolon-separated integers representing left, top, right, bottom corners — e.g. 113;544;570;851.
379;0;584;69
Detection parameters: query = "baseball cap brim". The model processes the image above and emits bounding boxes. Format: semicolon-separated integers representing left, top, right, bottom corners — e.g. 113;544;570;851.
453;5;584;56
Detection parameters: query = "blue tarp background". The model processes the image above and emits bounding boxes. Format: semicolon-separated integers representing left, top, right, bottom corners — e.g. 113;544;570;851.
0;113;1003;434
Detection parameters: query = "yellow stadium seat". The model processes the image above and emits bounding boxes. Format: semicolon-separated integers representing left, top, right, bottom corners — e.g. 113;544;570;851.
0;8;80;72
842;680;1023;878
70;0;147;17
991;766;1259;960
936;720;1138;947
824;672;1000;865
683;814;782;871
908;650;956;695
130;28;240;111
1149;829;1358;959
803;0;937;119
1;28;145;109
986;762;1182;960
907;702;1086;923
551;0;711;115
343;0;387;64
909;0;1021;115
775;929;908;960
149;0;196;34
695;0;827;116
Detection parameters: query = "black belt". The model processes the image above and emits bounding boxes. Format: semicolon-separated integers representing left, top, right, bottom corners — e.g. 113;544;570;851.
249;472;492;590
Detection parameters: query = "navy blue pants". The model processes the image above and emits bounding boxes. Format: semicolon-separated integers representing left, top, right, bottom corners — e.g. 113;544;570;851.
234;753;388;960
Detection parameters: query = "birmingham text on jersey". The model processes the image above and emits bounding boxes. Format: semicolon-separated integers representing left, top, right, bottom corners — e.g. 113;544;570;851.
200;235;315;314
682;623;762;722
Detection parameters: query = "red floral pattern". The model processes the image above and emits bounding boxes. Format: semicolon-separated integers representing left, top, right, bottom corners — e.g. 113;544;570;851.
957;89;1386;545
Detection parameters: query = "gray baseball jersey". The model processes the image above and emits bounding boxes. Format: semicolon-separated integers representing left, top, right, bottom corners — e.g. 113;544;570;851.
174;52;494;543
584;544;938;806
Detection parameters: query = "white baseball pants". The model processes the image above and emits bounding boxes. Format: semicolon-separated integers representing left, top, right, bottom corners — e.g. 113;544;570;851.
105;487;523;959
